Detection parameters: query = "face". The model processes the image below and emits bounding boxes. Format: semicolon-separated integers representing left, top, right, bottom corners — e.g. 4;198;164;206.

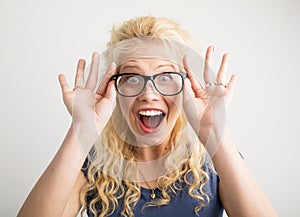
117;58;183;147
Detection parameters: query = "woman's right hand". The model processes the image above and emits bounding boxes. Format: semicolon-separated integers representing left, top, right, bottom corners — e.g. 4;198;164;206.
58;52;116;154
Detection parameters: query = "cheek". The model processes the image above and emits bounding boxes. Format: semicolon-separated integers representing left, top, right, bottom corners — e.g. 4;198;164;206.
118;97;135;121
169;94;183;111
166;95;183;119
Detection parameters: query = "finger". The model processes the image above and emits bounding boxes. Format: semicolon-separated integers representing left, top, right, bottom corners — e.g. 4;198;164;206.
184;75;207;99
183;78;196;101
188;72;203;92
183;56;203;92
204;45;215;84
96;62;117;96
183;55;190;73
183;77;193;94
105;80;117;101
74;59;86;88
58;74;71;93
226;74;238;91
86;52;100;90
216;53;229;84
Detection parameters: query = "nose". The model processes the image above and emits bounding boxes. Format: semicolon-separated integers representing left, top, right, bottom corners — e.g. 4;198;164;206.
137;80;160;102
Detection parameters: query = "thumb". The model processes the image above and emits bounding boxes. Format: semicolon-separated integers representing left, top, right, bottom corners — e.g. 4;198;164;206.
105;80;117;102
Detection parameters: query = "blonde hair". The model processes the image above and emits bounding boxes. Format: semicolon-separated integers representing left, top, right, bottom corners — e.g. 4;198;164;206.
80;16;210;217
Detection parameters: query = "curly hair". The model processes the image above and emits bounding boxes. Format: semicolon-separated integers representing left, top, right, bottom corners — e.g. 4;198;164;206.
79;16;211;217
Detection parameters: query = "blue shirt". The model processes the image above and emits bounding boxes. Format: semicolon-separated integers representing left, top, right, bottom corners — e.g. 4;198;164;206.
81;159;224;217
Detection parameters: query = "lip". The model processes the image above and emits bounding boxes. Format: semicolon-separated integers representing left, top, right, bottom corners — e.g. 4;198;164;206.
136;107;166;134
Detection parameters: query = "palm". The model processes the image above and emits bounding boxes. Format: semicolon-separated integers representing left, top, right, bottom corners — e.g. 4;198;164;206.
183;46;237;152
58;52;116;155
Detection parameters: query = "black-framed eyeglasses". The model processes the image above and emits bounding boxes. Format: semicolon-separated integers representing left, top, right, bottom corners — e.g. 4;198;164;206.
111;72;187;97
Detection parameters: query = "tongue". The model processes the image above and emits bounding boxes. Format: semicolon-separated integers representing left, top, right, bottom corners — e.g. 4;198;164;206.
140;115;162;128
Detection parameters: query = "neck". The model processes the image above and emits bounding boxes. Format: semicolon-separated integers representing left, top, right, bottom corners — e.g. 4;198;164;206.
136;138;170;162
138;145;168;162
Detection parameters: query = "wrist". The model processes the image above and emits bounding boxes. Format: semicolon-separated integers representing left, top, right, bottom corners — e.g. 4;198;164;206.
71;120;100;156
198;125;228;156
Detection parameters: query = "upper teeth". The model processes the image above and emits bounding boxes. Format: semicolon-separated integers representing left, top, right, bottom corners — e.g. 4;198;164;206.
139;110;163;116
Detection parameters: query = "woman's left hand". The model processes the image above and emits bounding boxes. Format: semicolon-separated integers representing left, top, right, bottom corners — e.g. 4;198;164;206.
183;46;237;155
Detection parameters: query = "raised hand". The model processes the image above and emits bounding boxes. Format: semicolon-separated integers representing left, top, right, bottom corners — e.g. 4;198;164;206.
58;52;116;155
183;46;237;156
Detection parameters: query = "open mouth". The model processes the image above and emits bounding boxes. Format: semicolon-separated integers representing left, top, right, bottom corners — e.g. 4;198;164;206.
138;110;166;133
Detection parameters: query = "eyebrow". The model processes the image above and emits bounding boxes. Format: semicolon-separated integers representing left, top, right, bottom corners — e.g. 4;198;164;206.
120;65;141;71
157;64;176;70
120;63;176;71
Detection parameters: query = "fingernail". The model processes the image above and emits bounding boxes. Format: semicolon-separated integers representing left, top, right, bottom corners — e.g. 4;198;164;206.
212;45;215;52
92;51;98;59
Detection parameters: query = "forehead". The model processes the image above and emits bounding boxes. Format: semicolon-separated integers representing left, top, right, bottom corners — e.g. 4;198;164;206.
119;58;178;72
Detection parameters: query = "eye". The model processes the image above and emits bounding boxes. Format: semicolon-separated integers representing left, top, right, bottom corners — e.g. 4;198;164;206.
159;75;171;83
118;74;141;86
127;75;140;84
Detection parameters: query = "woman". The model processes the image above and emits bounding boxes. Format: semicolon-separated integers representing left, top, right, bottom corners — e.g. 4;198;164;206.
17;16;278;217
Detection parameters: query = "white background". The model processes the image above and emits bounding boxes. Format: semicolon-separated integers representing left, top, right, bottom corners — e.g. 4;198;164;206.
1;0;299;216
